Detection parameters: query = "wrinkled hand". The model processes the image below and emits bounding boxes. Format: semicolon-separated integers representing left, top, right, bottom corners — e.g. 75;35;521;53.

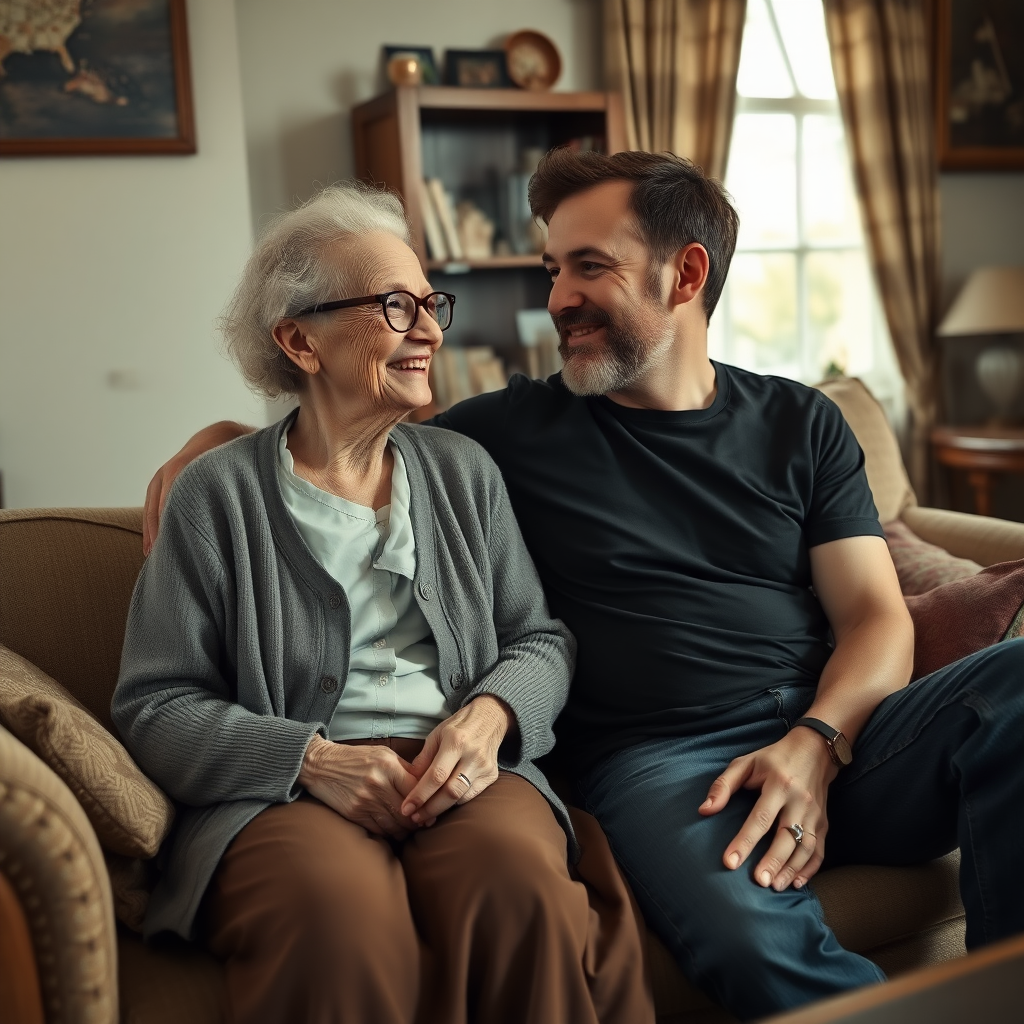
299;735;423;840
401;695;512;823
143;421;252;554
699;728;837;891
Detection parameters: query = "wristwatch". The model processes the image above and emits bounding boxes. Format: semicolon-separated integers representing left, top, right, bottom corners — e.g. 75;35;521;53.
793;717;853;768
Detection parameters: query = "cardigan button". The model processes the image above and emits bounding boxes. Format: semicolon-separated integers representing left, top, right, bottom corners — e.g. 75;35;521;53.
329;595;341;609
450;672;464;690
320;675;338;694
419;581;434;600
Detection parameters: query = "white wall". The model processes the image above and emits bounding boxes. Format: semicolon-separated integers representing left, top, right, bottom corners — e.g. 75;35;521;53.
234;0;600;228
0;0;263;509
939;173;1024;307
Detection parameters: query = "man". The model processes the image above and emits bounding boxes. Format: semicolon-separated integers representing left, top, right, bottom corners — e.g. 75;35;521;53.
145;150;1024;1021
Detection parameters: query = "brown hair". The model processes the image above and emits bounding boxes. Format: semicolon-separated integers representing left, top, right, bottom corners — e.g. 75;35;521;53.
528;149;739;320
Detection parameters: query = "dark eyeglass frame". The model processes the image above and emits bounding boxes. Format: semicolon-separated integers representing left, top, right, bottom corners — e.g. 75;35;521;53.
291;290;456;332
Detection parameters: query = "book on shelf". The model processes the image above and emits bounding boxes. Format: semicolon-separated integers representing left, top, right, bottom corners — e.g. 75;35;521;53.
426;178;464;260
418;179;448;260
429;346;508;409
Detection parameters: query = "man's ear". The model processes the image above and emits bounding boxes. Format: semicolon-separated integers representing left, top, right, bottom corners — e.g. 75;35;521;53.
667;243;710;310
273;320;320;376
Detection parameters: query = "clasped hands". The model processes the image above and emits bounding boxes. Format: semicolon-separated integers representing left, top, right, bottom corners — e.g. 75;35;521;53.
298;694;511;840
700;727;839;892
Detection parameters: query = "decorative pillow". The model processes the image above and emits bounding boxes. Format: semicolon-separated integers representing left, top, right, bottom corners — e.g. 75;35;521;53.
0;644;174;858
904;561;1024;680
884;519;983;595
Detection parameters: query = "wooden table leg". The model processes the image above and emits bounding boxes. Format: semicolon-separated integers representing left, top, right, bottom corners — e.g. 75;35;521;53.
967;469;994;517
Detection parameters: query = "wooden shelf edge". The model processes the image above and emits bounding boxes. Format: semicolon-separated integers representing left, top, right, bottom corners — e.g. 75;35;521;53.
427;255;545;272
411;85;612;113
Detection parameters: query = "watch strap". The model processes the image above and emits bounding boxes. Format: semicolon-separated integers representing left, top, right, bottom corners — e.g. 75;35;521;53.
793;717;849;767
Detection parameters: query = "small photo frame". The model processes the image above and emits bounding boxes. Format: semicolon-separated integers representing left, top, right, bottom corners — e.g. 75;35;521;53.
444;49;511;89
382;46;439;86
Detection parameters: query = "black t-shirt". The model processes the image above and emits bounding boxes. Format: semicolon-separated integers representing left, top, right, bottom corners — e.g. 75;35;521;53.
432;361;882;770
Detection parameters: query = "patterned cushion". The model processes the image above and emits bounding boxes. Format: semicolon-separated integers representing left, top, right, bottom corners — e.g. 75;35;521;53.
0;644;174;858
904;563;1024;680
884;519;982;595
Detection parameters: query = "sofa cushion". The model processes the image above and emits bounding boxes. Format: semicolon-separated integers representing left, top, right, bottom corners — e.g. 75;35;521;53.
904;563;1024;680
814;377;916;524
0;507;145;735
884;519;982;594
0;645;174;859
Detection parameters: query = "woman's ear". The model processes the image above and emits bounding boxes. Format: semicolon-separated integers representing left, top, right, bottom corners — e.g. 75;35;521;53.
667;242;710;311
273;320;320;376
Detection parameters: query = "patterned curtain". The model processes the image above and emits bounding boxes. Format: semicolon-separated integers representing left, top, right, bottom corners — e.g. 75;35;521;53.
603;0;747;180
823;0;941;498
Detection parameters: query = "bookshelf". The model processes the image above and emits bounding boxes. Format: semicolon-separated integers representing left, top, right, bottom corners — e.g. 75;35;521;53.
350;86;625;406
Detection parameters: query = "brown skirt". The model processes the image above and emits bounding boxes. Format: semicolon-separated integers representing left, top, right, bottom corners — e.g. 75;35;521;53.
204;739;653;1024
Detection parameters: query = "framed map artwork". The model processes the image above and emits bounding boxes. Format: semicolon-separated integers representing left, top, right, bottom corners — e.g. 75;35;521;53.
0;0;195;156
935;0;1024;170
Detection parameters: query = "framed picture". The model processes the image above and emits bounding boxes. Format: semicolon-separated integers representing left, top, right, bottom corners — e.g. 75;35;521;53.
382;45;439;86
935;0;1024;170
443;50;511;89
0;0;195;157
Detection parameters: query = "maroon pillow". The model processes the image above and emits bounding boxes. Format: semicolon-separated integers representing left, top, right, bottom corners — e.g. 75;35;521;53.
905;560;1024;680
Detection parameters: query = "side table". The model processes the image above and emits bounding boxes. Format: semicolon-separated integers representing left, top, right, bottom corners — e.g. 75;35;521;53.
930;425;1024;517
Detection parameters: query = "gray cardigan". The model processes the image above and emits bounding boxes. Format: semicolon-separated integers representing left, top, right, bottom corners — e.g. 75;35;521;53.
112;414;577;940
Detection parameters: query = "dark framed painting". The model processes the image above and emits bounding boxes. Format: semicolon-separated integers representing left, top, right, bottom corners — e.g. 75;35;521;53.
935;0;1024;170
443;50;511;89
0;0;195;157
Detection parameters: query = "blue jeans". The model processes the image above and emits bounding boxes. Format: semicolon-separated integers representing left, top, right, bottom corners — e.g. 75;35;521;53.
577;639;1024;1021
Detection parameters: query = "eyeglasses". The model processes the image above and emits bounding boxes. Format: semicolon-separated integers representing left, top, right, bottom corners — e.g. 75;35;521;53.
292;290;456;332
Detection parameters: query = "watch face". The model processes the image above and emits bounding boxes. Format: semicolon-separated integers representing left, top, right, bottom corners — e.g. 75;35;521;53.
833;733;853;766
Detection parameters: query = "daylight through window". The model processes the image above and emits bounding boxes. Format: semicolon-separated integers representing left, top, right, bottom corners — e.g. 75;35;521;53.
709;0;903;416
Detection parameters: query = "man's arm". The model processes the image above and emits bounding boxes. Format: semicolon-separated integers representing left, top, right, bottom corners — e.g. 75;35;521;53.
143;421;255;553
700;534;913;890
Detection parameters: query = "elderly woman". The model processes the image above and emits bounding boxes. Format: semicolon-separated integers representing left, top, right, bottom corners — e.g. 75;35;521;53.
112;183;649;1024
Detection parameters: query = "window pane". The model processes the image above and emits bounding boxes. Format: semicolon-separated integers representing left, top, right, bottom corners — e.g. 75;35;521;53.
726;113;797;249
802;114;863;245
737;0;794;98
727;253;798;373
805;250;875;378
770;0;837;100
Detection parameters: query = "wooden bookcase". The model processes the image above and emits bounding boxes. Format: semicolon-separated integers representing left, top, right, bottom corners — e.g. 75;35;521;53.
351;86;625;357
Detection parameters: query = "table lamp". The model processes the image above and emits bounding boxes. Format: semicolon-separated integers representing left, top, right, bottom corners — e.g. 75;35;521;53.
937;267;1024;423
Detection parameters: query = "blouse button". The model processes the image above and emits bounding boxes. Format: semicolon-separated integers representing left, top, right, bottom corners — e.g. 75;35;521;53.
378;675;388;687
373;638;386;649
320;675;338;694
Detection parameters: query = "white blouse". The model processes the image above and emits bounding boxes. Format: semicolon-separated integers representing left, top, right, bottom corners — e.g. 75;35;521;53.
277;431;450;740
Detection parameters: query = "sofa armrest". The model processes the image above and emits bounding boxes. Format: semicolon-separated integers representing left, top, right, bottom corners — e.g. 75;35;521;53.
0;724;118;1024
901;506;1024;567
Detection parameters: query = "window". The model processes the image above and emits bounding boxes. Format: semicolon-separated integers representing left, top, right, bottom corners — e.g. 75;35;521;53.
709;0;903;417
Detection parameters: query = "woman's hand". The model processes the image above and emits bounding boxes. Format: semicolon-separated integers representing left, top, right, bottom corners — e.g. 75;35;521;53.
401;695;513;823
299;735;423;840
699;727;837;891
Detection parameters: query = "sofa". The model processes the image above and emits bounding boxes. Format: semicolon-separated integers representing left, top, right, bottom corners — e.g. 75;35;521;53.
3;376;1023;1024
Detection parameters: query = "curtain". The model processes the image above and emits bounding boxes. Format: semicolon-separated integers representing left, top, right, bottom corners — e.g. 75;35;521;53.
824;0;941;498
603;0;747;180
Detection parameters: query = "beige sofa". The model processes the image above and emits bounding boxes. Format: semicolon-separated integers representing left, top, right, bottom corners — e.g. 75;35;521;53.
3;377;1023;1024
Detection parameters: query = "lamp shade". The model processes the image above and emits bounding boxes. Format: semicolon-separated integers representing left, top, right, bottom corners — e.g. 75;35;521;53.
938;267;1024;336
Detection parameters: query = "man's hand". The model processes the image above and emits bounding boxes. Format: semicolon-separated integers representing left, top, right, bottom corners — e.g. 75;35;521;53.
401;695;513;823
700;726;837;890
298;735;423;839
143;421;255;554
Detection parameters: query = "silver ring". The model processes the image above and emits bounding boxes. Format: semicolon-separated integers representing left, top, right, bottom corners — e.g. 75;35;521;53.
785;823;814;845
456;772;472;788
